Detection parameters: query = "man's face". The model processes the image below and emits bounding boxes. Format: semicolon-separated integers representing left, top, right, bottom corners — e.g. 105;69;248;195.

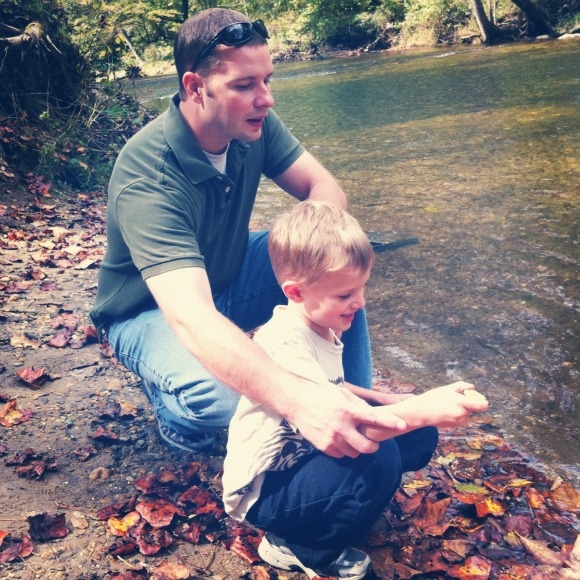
298;267;371;339
199;43;275;153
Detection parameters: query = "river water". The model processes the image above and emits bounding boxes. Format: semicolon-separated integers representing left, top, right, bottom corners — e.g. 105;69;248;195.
132;38;580;482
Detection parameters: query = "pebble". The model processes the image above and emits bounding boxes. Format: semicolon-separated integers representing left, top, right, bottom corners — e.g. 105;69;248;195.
108;378;124;391
89;467;111;480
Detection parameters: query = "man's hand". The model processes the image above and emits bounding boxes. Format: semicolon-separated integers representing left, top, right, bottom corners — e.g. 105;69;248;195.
287;383;407;458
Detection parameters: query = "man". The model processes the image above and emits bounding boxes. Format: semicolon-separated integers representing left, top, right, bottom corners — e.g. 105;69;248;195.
90;8;405;456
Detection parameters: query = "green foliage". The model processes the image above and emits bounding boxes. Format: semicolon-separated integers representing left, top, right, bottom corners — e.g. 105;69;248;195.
400;0;471;45
293;0;375;45
63;0;182;75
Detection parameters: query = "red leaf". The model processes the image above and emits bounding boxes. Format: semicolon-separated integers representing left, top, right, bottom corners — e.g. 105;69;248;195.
0;533;34;563
96;495;138;520
15;366;49;388
48;329;71;348
135;499;185;528
0;399;33;427
90;426;119;442
227;536;261;565
27;513;69;541
447;554;492;579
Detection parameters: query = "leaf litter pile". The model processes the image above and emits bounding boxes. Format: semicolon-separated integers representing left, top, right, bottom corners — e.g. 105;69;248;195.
1;184;579;579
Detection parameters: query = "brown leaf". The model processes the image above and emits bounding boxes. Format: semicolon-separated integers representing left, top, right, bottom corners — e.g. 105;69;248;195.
447;554;492;579
73;445;98;461
15;458;58;479
524;487;546;509
107;536;138;557
96;495;139;520
250;565;274;580
440;539;472;562
135;499;186;528
227;536;261;565
413;497;452;535
0;533;34;563
550;482;580;513
131;520;172;556
152;560;191;579
517;533;564;566
0;399;33;427
27;512;69;541
4;448;36;465
48;329;72;348
108;511;141;537
564;534;580;573
90;426;119;442
474;496;506;518
15;366;49;388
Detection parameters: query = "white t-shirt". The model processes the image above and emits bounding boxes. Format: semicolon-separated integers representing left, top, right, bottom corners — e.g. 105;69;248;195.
222;305;344;520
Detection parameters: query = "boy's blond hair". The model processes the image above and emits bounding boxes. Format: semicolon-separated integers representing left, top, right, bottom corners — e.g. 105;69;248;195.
268;200;375;287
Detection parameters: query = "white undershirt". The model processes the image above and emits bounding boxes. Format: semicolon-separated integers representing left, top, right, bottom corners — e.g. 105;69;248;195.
203;145;229;174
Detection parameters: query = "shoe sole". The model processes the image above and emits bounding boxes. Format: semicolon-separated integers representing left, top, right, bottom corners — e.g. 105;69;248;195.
258;537;317;578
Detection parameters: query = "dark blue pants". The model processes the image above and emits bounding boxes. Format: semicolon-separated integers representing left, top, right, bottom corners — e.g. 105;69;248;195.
246;426;438;570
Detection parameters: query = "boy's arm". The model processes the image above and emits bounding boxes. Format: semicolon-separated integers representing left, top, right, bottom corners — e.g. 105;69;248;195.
345;382;415;406
146;266;407;458
359;381;488;442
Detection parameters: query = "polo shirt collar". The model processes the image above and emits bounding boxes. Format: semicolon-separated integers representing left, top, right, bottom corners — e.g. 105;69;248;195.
163;93;249;184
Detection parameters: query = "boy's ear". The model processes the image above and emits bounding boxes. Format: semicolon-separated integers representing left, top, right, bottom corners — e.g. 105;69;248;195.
282;280;304;303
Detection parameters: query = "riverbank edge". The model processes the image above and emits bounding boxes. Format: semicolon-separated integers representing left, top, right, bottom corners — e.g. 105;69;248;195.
136;30;580;78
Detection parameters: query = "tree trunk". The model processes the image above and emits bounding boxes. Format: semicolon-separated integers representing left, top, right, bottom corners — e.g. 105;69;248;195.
181;0;189;21
509;0;555;36
470;0;502;43
120;28;145;67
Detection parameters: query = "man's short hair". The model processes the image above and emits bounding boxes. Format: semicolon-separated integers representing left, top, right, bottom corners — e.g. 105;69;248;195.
174;8;267;100
268;201;375;287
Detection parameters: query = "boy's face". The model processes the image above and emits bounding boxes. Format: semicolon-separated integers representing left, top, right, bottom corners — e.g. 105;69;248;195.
296;266;371;339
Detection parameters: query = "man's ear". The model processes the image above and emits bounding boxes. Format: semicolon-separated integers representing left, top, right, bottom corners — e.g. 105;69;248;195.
182;72;204;102
282;280;304;303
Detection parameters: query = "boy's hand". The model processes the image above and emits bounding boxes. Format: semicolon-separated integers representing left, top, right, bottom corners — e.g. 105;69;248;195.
412;381;489;427
358;381;489;442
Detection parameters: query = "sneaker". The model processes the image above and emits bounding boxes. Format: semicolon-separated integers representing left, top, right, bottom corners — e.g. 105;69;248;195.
158;423;215;453
258;532;371;579
140;380;215;452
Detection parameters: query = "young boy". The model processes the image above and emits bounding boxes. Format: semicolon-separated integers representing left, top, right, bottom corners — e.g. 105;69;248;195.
222;201;488;579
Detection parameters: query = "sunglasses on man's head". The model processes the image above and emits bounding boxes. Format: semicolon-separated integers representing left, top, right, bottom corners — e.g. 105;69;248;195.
192;19;270;71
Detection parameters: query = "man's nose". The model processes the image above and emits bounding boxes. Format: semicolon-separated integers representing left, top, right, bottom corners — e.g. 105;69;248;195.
256;84;274;108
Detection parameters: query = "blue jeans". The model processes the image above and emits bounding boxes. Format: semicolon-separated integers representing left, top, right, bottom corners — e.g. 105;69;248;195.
107;231;373;436
246;427;439;569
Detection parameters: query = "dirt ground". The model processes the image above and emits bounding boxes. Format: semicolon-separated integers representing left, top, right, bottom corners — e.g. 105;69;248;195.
1;186;579;580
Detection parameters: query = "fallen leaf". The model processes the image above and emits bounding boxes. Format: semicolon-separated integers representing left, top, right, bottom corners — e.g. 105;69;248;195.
517;533;564;566
15;366;49;388
152;560;191;579
550;482;580;513
108;511;141;536
447;554;492;579
27;513;69;541
135;499;185;528
0;533;34;563
0;399;33;427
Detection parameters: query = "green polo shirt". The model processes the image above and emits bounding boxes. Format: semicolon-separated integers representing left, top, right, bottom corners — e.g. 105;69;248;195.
90;94;304;335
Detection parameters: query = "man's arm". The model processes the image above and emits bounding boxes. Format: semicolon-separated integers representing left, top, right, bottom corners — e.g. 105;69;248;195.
146;266;406;458
272;151;347;208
